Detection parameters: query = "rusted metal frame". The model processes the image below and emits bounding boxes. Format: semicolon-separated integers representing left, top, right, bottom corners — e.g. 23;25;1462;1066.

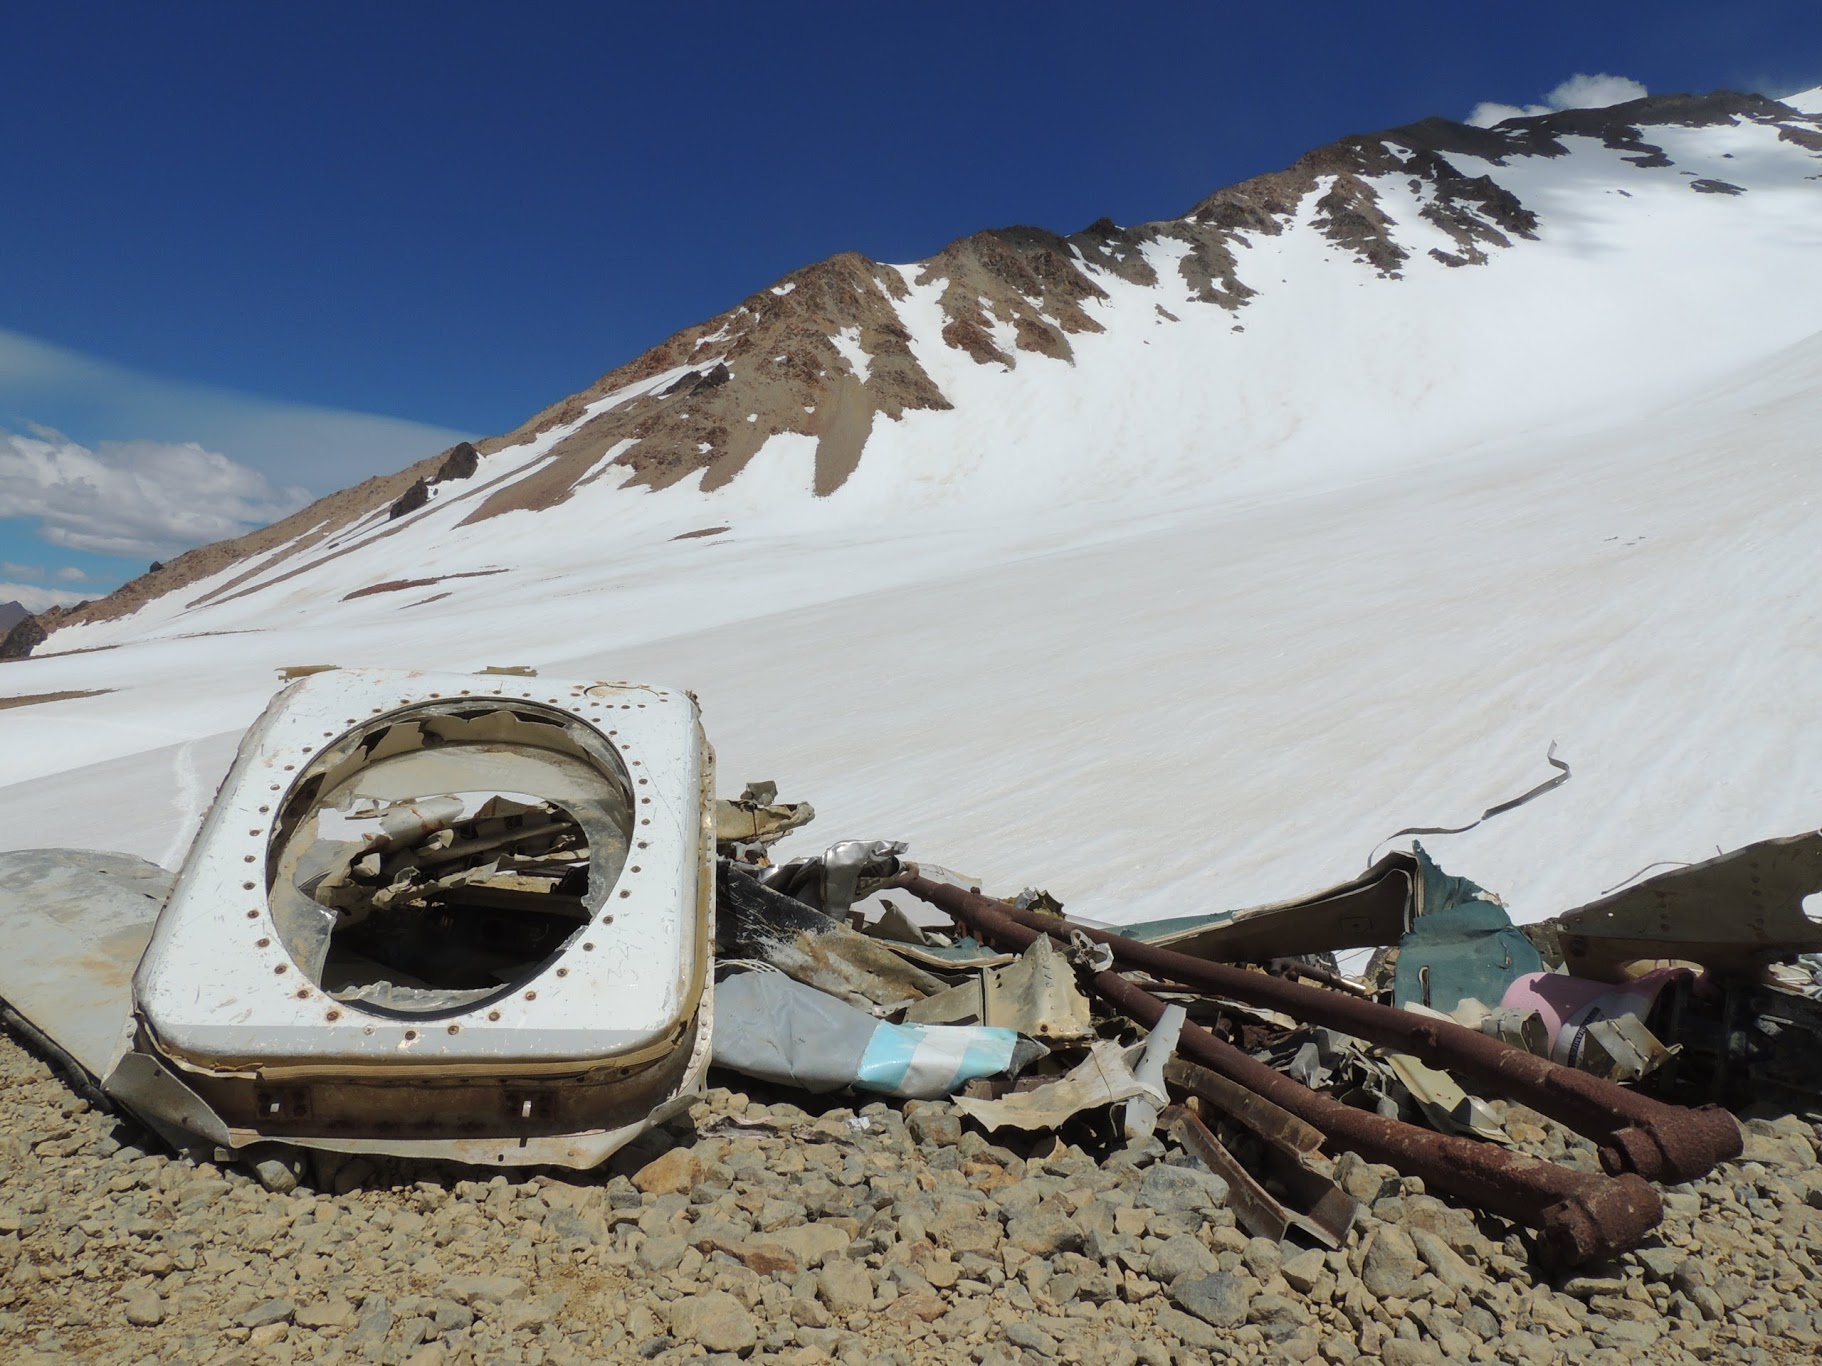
932;883;1740;1185
1165;1104;1356;1249
1163;1057;1325;1155
1263;957;1370;997
899;875;1663;1266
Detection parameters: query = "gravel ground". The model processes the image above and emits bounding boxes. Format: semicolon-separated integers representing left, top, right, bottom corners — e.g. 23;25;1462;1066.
3;1026;1821;1366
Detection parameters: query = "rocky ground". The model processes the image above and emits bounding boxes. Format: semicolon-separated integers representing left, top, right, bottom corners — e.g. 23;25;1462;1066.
2;1028;1821;1366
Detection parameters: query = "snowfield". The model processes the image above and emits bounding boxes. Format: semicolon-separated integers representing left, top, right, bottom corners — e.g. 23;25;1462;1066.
2;94;1820;931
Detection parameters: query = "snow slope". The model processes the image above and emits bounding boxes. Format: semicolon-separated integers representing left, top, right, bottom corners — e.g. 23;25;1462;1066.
2;90;1820;930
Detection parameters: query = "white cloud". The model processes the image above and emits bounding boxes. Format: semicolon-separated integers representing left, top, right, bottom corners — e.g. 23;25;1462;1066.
1468;72;1649;128
0;428;311;558
54;565;91;582
0;581;91;612
0;327;474;496
1;560;46;579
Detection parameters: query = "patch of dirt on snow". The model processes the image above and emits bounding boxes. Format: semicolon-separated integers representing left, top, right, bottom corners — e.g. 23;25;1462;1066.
340;569;509;602
0;688;114;710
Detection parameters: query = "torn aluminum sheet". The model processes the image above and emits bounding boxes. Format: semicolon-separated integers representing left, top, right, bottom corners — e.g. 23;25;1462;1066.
1555;829;1822;980
713;780;815;849
1380;1052;1510;1143
1392;844;1543;1014
718;862;946;1010
711;969;1036;1099
1502;969;1681;1083
753;838;908;919
900;934;1094;1043
951;1005;1186;1137
6;669;717;1169
846;868;1018;971
1119;851;1419;962
1263;1026;1506;1139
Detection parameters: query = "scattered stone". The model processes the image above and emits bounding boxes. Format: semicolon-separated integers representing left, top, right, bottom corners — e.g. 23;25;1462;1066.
237;1298;295;1329
670;1290;759;1353
1156;1306;1230;1351
817;1258;873;1314
0;1017;1813;1366
1006;1322;1059;1356
1007;1203;1083;1256
905;1105;963;1148
1171;1270;1252;1328
439;1274;528;1305
633;1147;712;1196
1149;1233;1217;1283
1361;1226;1421;1299
1409;1227;1480;1295
1632;1245;1683;1281
1282;1248;1328;1295
1135;1162;1229;1214
1249;1292;1309;1338
295;1296;356;1329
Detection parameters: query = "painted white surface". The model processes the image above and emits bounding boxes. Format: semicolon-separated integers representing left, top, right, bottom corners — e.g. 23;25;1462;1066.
134;670;708;1066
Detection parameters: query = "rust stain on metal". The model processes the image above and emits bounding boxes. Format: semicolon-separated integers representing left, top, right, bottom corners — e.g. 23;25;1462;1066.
1166;1104;1357;1249
902;874;1668;1266
1164;1057;1325;1154
956;882;1741;1185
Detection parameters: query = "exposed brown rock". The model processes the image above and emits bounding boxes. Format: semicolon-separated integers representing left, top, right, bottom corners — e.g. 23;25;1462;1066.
39;89;1812;647
388;478;431;520
0;613;46;661
435;441;481;482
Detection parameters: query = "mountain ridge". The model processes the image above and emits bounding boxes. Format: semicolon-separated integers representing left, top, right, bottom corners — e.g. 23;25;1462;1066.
37;87;1822;638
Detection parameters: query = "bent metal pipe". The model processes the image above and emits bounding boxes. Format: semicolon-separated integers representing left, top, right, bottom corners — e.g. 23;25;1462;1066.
911;876;1740;1184
898;875;1665;1266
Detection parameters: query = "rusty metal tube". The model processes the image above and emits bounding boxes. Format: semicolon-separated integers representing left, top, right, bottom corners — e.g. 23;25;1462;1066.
918;878;1740;1184
901;875;1664;1266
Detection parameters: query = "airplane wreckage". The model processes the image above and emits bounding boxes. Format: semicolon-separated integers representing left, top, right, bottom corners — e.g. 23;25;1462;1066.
4;668;1822;1266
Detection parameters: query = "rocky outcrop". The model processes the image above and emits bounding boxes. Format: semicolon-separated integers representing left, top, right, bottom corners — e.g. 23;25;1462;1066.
0;612;46;661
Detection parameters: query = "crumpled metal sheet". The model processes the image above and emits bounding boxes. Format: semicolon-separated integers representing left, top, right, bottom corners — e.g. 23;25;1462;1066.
718;862;948;1010
713;780;816;849
1381;1051;1510;1143
1393;844;1543;1014
712;970;1033;1099
754;839;907;919
1502;969;1681;1082
1555;829;1822;979
1120;851;1419;962
900;934;1095;1042
951;1006;1185;1135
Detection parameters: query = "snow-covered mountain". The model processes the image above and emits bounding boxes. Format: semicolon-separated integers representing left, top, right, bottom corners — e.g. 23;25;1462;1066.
4;88;1821;930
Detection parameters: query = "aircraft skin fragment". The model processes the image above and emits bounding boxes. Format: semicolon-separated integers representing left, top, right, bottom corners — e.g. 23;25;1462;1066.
104;668;715;1167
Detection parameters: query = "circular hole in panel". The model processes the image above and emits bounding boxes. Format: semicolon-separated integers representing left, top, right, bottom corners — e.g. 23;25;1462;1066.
262;698;636;1020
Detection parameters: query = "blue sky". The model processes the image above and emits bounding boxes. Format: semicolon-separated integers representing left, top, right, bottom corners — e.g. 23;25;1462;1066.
2;1;1817;606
